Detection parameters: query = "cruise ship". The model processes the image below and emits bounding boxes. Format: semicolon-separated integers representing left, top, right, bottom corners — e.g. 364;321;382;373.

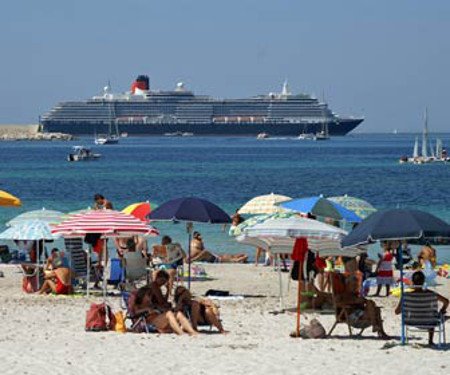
40;75;364;136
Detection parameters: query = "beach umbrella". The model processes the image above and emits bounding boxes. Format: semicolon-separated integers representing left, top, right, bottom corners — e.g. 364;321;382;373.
52;209;159;297
0;219;59;290
280;196;362;223
240;215;348;337
149;197;231;288
0;219;58;241
329;195;377;219
238;193;292;215
342;209;450;345
0;190;21;207
229;212;295;237
7;208;64;227
122;202;152;222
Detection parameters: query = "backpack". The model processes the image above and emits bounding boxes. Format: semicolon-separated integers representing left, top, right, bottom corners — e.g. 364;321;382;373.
85;303;116;332
300;319;326;339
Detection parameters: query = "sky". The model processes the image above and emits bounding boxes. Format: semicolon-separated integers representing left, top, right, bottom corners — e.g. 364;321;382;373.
1;0;449;132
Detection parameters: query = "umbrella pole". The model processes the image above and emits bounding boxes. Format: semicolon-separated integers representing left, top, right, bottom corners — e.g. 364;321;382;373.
86;245;91;298
187;222;193;290
36;240;40;290
277;253;284;310
102;239;107;300
296;260;303;337
399;243;405;345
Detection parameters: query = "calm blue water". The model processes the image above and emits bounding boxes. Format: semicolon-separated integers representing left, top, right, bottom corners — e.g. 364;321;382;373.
1;133;449;262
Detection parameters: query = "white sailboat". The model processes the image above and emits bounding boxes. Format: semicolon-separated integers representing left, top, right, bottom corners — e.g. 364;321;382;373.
400;108;449;164
95;85;120;145
315;102;330;141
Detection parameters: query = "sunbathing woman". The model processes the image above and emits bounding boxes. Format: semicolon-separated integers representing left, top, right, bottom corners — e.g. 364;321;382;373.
38;267;73;295
174;286;227;333
148;270;197;335
131;285;196;335
336;275;389;339
190;232;248;263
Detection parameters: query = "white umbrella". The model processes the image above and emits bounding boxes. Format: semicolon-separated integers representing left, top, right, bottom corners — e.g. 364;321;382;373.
238;193;291;215
240;216;349;309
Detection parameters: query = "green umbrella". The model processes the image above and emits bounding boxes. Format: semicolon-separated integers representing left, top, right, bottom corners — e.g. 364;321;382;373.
328;195;377;219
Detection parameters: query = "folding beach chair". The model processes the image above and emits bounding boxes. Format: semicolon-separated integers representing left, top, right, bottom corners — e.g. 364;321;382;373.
327;273;370;337
64;238;101;290
121;291;157;333
122;252;149;289
403;291;447;347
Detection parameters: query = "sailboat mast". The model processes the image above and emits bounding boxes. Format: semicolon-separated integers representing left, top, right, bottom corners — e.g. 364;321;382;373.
421;108;428;158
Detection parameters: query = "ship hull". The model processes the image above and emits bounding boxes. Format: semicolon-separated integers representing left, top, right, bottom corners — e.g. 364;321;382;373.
42;119;362;136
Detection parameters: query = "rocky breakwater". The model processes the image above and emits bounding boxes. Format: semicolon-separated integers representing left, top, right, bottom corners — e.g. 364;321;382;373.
0;125;74;141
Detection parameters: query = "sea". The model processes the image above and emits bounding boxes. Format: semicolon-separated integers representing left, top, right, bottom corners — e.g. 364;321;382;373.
1;133;449;263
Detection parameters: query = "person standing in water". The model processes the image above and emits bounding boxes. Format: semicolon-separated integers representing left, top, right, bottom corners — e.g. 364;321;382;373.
93;194;113;210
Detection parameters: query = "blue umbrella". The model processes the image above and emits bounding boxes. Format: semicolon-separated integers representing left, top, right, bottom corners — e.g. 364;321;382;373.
280;196;362;223
342;209;450;345
0;219;58;241
149;197;231;288
149;197;231;224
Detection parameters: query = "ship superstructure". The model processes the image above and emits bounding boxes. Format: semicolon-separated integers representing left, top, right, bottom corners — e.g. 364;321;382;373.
41;75;364;136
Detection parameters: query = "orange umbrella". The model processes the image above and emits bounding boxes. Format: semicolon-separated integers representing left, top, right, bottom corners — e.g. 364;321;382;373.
122;202;152;222
0;190;21;207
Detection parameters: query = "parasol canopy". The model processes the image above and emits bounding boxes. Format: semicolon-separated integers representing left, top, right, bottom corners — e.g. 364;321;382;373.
329;195;377;219
240;214;349;255
122;201;152;222
51;209;159;237
342;209;450;247
149;197;231;224
0;190;21;207
280;196;362;223
238;193;291;215
7;209;64;227
0;219;58;241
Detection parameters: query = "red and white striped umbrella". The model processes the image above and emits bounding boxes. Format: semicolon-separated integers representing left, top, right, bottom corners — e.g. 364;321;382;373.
51;209;159;237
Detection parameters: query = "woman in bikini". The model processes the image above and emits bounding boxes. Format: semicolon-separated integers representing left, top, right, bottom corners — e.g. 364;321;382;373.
174;286;227;333
190;232;248;263
133;271;197;335
38;267;73;295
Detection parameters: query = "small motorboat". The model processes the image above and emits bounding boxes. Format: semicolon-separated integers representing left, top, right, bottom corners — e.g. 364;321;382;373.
120;132;128;138
67;146;101;162
297;133;316;140
256;132;269;139
315;130;330;141
95;135;119;145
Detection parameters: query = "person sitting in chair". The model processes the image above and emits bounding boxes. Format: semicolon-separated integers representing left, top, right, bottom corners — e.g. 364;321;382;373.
38;267;73;295
395;271;448;346
131;284;197;336
174;286;227;333
335;274;390;339
152;235;186;296
190;232;248;263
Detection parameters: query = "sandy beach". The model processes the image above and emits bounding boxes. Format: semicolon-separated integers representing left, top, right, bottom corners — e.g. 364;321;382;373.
0;263;448;375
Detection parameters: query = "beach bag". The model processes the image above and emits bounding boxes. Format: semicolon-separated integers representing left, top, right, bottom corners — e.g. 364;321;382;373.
22;275;39;293
114;311;127;333
300;319;326;339
85;303;116;332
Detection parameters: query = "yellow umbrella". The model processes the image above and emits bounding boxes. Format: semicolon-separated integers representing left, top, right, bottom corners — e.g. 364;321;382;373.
238;193;291;215
0;190;21;207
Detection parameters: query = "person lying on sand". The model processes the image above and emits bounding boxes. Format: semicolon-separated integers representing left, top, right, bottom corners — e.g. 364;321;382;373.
395;271;448;346
174;286;227;333
131;285;196;335
335;274;390;339
38;267;73;295
190;231;248;263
